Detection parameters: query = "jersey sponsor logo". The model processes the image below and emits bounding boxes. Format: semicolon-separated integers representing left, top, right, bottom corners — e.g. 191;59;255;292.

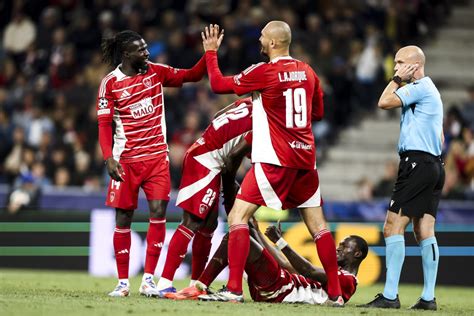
130;97;154;119
120;90;131;99
97;109;111;115
288;140;312;150
98;98;108;109
143;77;152;87
278;71;307;82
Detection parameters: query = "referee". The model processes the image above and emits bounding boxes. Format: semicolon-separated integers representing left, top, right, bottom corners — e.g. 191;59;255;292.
360;46;445;310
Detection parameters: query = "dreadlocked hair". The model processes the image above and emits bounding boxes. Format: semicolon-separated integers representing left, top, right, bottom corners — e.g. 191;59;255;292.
101;30;142;67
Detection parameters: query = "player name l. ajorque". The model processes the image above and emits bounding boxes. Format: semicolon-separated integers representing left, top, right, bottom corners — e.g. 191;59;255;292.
278;71;307;82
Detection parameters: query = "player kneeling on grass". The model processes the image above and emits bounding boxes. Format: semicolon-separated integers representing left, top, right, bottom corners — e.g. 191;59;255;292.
154;98;253;297
170;219;368;304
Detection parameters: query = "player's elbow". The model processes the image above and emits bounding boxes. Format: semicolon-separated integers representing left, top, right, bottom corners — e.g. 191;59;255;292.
378;99;393;110
378;95;401;110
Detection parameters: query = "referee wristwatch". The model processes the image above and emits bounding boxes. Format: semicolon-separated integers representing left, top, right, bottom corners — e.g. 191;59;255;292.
392;75;402;85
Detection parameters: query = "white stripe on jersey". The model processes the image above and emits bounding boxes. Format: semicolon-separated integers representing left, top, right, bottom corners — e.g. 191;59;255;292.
112;82;142;92
116;82;161;101
123;142;166;151
297;186;321;208
251;93;281;165
243;62;265;75
99;73;115;98
255;162;282;210
126;149;168;160
161;96;168;145
117;93;162;111
122;114;163;126
129;134;163;142
112;115;127;162
124;124;161;135
176;168;220;205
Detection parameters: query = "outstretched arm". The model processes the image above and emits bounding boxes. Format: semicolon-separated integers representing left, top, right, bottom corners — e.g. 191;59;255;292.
181;55;207;82
265;224;327;284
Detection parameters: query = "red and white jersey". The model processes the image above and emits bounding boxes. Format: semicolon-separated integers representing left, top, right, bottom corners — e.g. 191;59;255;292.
232;56;323;170
96;62;188;163
250;267;357;304
198;98;252;160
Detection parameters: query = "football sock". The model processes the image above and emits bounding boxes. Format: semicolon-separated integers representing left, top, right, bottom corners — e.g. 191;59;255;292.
119;278;129;285
113;226;131;280
198;236;229;287
191;228;214;280
156;277;172;290
142;272;153;281
227;224;249;294
161;224;195;281
383;234;405;300
313;229;342;298
144;218;166;275
420;236;439;301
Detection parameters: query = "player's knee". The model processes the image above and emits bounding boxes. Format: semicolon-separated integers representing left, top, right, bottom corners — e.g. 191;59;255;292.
182;212;204;232
116;209;133;227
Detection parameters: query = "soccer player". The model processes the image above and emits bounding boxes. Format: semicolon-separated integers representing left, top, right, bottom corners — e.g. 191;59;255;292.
173;220;367;304
200;23;343;304
155;98;252;297
359;46;444;310
97;30;212;297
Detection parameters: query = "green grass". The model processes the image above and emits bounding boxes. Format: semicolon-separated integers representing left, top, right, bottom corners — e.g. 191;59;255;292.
0;269;472;316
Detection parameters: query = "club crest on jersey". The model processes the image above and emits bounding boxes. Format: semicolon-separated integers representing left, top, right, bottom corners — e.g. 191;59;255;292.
130;97;154;119
143;77;152;87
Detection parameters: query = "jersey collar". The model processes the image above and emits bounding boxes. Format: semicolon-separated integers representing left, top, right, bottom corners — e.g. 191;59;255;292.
270;55;293;63
113;64;129;81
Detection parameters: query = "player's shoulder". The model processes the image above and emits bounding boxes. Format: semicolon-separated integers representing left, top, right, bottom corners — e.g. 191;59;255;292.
241;62;267;75
147;61;175;71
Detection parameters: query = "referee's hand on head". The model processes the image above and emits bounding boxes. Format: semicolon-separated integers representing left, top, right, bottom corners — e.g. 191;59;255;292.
105;157;125;182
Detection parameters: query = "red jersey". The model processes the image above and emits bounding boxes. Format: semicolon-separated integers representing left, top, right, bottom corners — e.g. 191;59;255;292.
249;267;357;304
97;62;194;163
230;56;323;170
199;98;252;154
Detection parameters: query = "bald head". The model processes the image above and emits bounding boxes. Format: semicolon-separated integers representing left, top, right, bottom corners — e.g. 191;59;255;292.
263;21;292;47
396;45;425;66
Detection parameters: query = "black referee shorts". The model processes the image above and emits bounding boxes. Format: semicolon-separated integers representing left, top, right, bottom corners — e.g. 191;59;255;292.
388;150;445;218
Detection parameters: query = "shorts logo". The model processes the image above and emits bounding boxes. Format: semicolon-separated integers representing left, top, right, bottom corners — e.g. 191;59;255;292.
110;191;115;202
199;204;208;214
143;77;152;87
390;200;395;207
130;97;154;119
411;162;417;169
405;157;409;162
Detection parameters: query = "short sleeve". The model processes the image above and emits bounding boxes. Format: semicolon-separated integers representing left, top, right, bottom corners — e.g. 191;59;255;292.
233;63;267;96
151;63;185;87
395;81;425;107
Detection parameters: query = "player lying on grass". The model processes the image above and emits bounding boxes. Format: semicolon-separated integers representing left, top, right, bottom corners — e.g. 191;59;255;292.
167;219;368;304
154;98;253;296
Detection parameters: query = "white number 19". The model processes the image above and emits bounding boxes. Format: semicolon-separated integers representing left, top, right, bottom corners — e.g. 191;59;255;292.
284;88;307;128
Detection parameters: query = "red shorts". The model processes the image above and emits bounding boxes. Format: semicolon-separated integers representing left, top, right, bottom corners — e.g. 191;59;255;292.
106;155;171;210
237;162;322;210
175;143;221;219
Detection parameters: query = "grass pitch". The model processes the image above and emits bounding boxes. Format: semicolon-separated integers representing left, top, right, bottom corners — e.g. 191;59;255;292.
1;269;473;316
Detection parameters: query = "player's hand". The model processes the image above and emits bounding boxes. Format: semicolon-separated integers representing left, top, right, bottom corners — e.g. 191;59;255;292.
106;157;125;182
202;24;224;52
395;63;418;82
265;221;283;243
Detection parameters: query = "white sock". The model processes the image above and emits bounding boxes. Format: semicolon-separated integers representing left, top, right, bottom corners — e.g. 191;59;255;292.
118;278;129;285
156;277;173;290
189;279;197;287
142;273;154;281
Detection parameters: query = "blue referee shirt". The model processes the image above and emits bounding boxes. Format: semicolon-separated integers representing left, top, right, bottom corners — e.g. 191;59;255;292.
395;76;443;156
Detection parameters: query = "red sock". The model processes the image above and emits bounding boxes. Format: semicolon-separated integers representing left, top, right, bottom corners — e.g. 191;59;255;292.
191;228;214;280
161;224;194;280
113;226;131;279
144;218;166;275
314;229;342;298
227;224;249;294
198;235;228;287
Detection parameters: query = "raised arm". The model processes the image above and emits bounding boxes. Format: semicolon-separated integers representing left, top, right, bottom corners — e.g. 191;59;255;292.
265;224;327;284
378;64;417;110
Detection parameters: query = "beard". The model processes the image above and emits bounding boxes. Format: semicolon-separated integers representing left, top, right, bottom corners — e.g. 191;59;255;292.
133;59;148;74
260;45;269;60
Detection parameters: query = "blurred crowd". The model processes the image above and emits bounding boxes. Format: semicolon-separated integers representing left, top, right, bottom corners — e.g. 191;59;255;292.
0;0;457;212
